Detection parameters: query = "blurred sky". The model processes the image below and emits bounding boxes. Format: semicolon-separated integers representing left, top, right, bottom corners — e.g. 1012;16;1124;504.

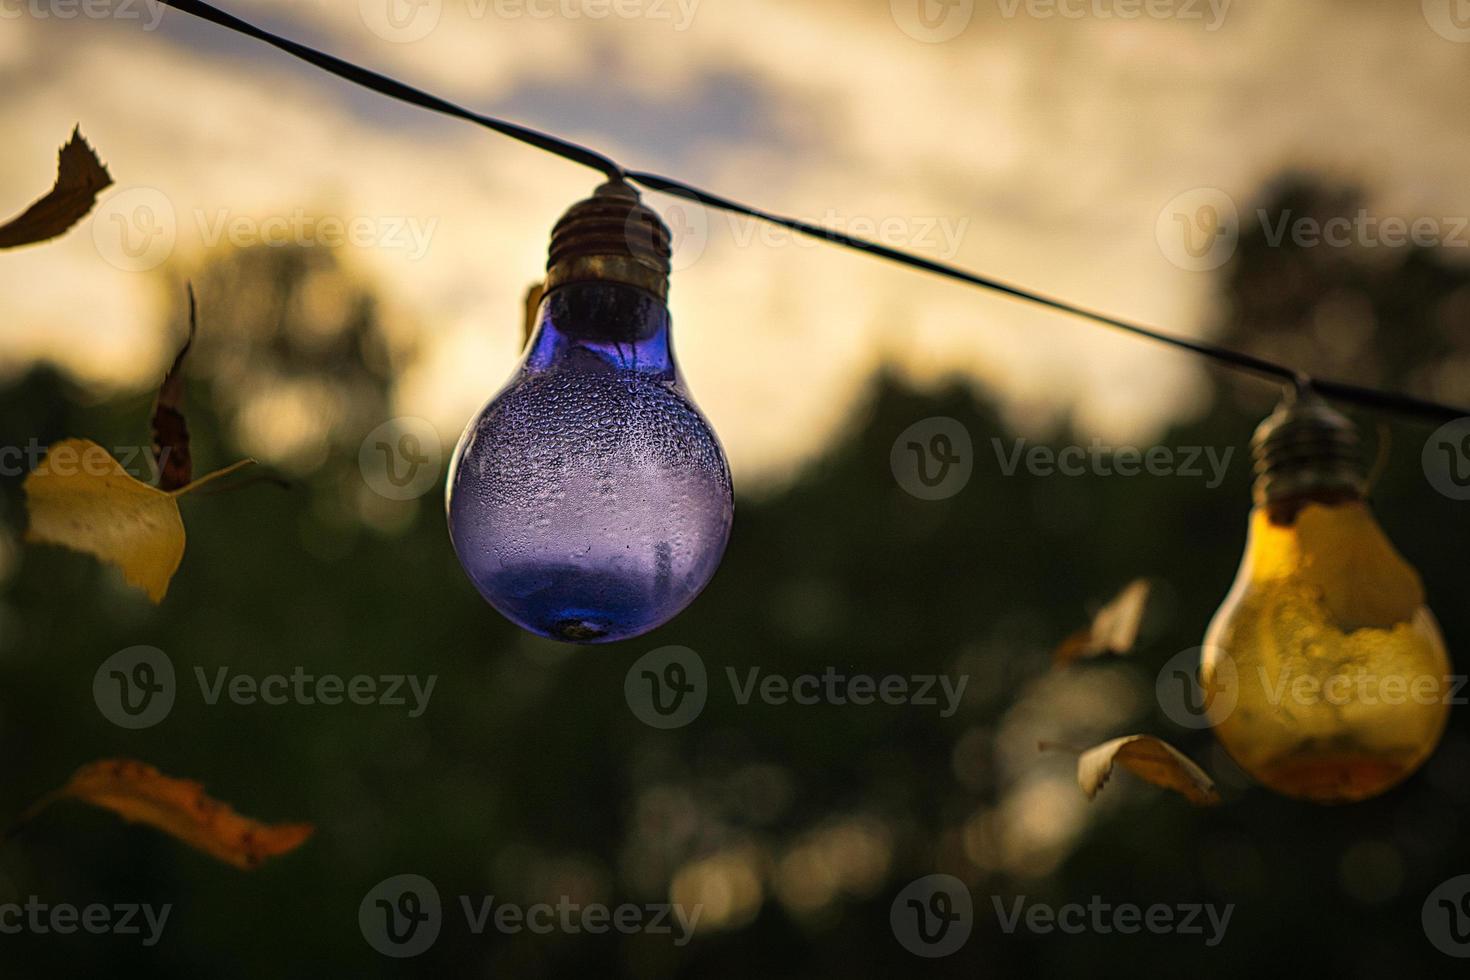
3;0;1469;482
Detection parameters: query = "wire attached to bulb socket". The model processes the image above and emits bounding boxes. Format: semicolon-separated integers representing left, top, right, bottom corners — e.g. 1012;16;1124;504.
1252;383;1366;521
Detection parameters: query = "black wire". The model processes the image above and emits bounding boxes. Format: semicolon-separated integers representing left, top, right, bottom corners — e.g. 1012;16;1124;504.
152;0;1469;425
627;171;1300;386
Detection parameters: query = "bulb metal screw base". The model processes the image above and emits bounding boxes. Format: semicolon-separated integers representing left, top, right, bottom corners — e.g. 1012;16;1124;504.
1252;388;1365;510
545;180;673;300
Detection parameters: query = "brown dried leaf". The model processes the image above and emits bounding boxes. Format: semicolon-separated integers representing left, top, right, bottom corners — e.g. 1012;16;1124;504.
150;285;197;491
42;760;313;869
1053;578;1151;667
0;127;113;249
1074;735;1220;806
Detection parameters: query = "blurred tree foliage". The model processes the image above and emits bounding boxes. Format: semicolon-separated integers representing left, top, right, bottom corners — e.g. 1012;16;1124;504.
0;178;1468;977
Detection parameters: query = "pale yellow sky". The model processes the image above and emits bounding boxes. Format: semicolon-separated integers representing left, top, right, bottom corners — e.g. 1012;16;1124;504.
3;0;1469;482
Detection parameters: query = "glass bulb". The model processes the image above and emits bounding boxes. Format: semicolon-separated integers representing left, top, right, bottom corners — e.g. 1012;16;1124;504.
446;184;732;644
1201;397;1449;803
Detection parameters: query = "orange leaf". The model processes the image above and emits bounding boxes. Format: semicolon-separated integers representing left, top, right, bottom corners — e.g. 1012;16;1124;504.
43;759;312;869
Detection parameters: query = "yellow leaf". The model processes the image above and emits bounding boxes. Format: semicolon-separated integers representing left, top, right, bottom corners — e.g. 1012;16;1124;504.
1073;735;1220;806
23;438;184;603
22;439;254;603
35;759;313;870
1053;578;1151;667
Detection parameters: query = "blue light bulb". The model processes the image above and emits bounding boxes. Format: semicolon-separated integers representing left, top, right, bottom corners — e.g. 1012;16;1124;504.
446;182;733;643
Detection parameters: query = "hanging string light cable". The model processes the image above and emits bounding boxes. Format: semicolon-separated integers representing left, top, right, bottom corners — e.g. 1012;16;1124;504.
149;0;1468;426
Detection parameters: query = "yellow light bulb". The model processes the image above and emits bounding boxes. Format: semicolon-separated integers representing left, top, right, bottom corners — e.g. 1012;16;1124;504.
1200;394;1451;804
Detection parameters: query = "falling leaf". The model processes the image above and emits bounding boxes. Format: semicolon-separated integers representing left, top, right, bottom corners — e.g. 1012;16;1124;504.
23;439;252;603
24;439;184;602
1053;578;1151;667
28;760;312;869
150;285;198;491
1066;735;1220;806
0;127;113;249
